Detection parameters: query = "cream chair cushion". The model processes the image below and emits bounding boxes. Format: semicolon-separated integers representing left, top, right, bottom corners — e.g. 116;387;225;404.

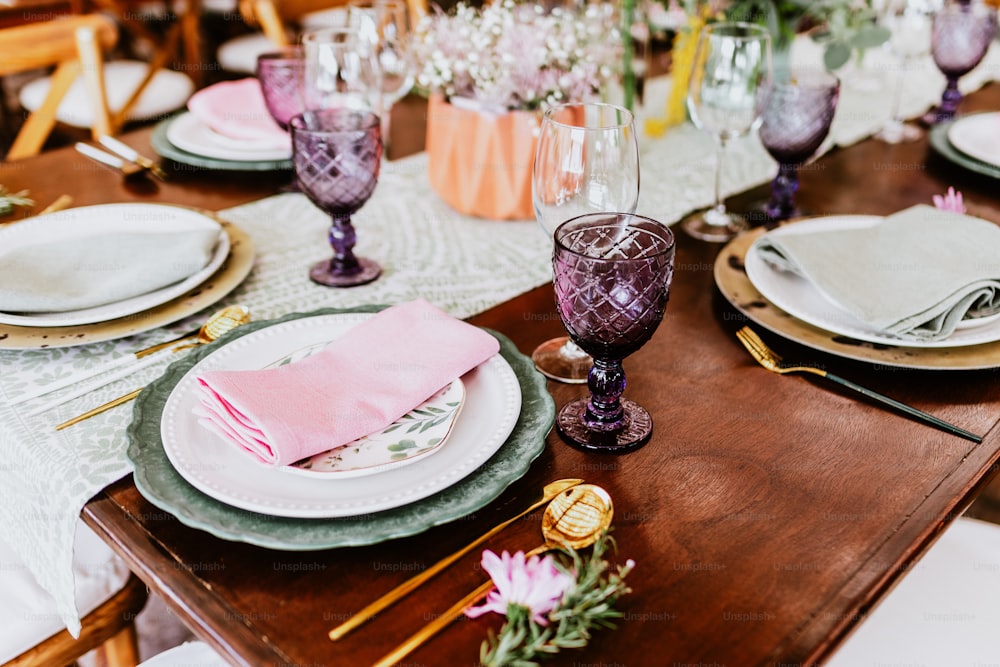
827;516;1000;665
217;32;277;74
18;61;194;128
0;522;130;663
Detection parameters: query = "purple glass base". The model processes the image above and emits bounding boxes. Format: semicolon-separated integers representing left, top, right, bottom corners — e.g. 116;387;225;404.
556;398;653;453
531;336;591;384
309;257;381;287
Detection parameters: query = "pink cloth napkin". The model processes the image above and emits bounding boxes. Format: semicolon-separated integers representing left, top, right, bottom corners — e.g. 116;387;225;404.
194;300;500;467
186;78;290;149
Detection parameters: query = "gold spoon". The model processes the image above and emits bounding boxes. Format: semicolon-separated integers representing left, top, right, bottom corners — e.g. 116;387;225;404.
53;306;252;431
371;484;614;667
329;478;583;641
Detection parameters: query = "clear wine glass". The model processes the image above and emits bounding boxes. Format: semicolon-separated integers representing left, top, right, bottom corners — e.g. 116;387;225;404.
875;0;935;143
758;70;840;223
683;21;772;242
290;108;383;287
348;0;414;154
301;26;382;115
552;212;675;453
926;0;998;124
531;102;640;384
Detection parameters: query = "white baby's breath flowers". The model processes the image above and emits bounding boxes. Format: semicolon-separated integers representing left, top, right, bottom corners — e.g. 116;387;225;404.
412;0;622;113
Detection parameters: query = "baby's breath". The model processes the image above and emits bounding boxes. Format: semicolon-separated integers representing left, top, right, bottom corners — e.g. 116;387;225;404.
412;0;622;113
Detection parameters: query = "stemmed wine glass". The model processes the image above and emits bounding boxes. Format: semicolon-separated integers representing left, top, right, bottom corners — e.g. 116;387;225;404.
290;108;383;287
925;0;998;124
348;0;414;154
758;70;841;223
257;48;305;190
302;26;382;115
875;0;935;143
531;102;640;384
683;22;772;242
552;212;675;453
257;48;305;131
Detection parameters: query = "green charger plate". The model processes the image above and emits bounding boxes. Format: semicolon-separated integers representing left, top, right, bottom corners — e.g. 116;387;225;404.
151;114;293;172
928;115;1000;180
126;306;554;550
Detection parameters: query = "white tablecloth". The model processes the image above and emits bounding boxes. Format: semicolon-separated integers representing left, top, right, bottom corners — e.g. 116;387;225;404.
1;35;998;636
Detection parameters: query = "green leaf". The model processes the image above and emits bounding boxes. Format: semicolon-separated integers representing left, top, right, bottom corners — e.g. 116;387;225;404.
823;41;851;71
387;439;417;451
850;25;891;50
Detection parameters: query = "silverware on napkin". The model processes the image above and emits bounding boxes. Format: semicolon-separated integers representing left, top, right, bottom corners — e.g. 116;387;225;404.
736;326;983;443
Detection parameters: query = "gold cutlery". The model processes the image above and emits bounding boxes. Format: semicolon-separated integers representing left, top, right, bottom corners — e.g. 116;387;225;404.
98;135;167;181
74;142;147;180
735;326;983;443
53;306;252;430
328;478;583;641
38;194;73;215
15;306;251;407
372;484;614;667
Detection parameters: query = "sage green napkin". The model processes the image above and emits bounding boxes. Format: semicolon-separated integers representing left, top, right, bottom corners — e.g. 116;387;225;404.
0;228;222;313
753;205;1000;341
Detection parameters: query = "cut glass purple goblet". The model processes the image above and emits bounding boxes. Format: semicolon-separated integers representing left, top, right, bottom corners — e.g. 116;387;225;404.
553;213;675;453
290;108;383;287
927;1;997;124
758;71;840;223
256;48;305;132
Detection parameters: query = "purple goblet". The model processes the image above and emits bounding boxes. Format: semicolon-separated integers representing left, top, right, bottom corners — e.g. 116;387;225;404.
553;213;675;453
927;1;997;124
290;108;382;287
257;48;305;131
758;71;840;223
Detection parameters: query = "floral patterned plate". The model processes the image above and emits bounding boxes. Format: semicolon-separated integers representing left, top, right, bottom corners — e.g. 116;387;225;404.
284;380;466;478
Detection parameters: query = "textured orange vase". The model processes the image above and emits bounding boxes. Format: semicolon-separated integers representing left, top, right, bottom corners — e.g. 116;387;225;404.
426;94;540;221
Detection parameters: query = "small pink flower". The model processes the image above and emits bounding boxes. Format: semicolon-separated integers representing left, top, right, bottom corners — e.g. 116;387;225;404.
465;549;575;625
932;187;966;214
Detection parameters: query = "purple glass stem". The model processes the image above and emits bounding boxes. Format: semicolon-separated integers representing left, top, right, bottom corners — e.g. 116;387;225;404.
327;213;361;274
583;357;628;430
765;163;800;222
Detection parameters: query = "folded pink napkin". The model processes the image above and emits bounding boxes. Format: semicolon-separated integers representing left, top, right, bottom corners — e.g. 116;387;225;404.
186;78;290;148
194;300;500;466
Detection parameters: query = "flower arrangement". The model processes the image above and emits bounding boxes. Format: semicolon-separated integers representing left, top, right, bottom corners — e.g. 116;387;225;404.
412;0;622;113
465;531;634;666
933;187;967;214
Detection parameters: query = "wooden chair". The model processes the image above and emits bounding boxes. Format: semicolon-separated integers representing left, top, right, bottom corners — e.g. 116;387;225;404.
0;13;117;159
0;523;148;667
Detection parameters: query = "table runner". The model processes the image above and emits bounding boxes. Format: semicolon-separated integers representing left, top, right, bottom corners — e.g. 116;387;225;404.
1;36;998;636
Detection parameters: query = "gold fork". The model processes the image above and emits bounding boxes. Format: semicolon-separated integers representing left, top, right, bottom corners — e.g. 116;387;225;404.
735;326;982;444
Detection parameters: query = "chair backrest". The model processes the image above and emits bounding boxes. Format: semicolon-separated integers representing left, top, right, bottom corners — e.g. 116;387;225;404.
239;0;427;48
0;14;118;160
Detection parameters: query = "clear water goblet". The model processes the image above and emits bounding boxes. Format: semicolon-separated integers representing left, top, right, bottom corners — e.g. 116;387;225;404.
683;21;772;242
290;108;383;287
876;0;935;143
532;102;640;384
348;0;413;153
758;70;841;223
552;212;675;453
926;0;998;124
302;26;382;115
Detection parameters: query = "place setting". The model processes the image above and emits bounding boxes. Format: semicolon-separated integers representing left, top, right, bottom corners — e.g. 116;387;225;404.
0;202;255;349
715;201;1000;370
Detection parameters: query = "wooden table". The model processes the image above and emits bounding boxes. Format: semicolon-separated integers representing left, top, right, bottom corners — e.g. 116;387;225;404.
3;89;1000;666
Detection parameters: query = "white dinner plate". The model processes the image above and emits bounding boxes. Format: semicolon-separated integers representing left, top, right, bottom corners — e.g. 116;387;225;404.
947;112;1000;169
0;204;229;327
745;215;1000;349
165;112;292;162
160;313;522;518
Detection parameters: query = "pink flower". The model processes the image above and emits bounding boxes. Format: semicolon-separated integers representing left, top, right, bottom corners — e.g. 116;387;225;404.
465;550;575;625
932;187;966;214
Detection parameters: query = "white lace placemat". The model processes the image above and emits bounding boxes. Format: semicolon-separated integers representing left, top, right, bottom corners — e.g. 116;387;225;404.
1;34;998;637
